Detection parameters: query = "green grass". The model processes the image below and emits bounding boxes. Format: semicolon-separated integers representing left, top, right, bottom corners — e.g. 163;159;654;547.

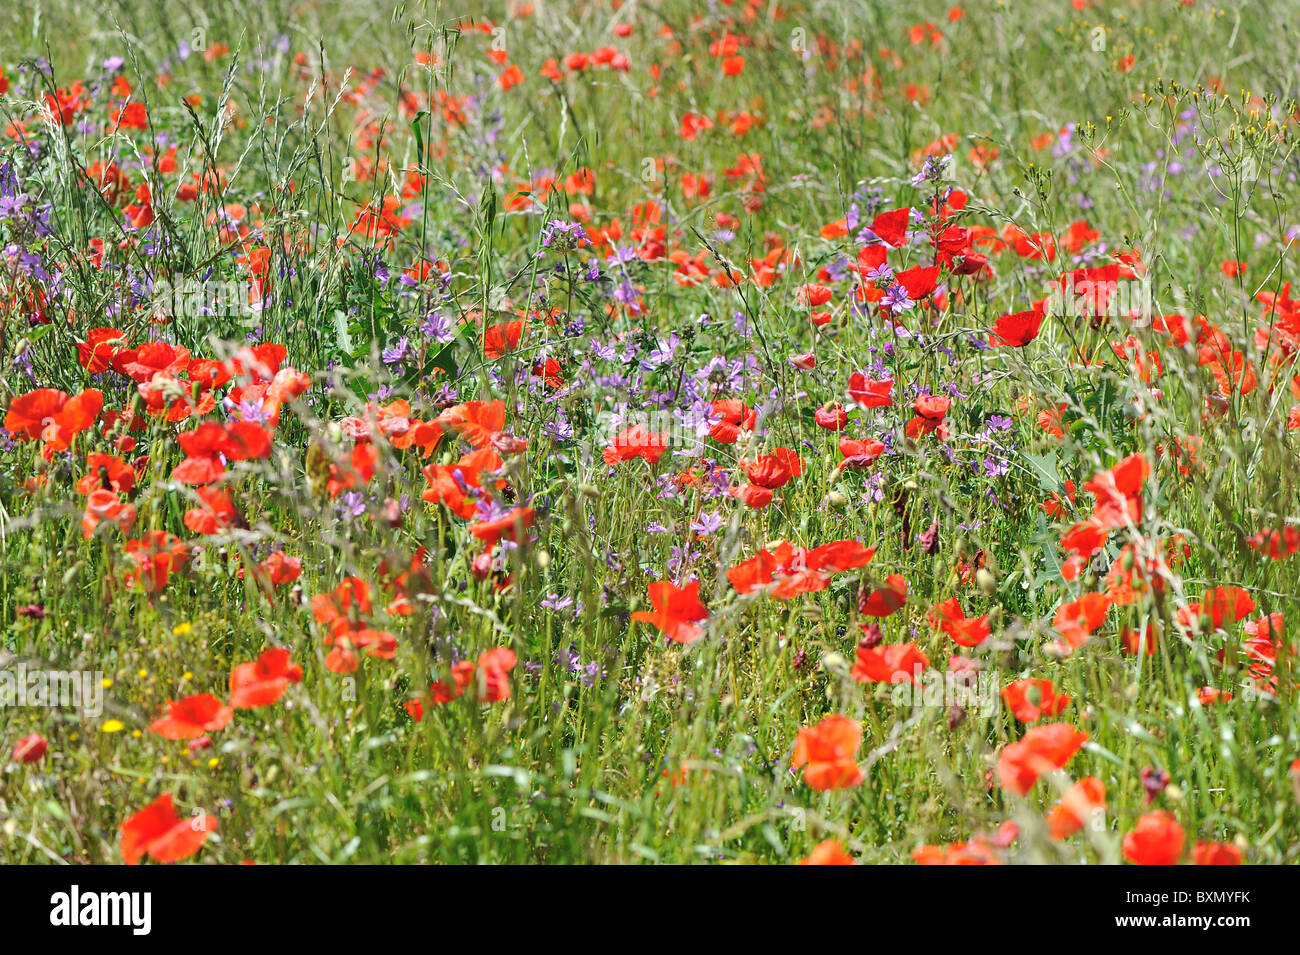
1;0;1299;864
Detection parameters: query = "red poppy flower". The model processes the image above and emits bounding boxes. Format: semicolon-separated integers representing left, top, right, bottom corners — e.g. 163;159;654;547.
475;646;518;702
422;447;504;519
896;264;940;301
728;540;873;599
123;531;189;591
437;400;506;448
996;723;1088;796
77;453;136;495
859;574;908;617
1122;810;1184;865
229;648;303;708
741;448;804;489
149;693;234;739
13;732;47;763
81;488;138;539
870;207;911;247
851;641;929;683
326;443;378;498
847;372;893;408
1192;841;1242;865
905;395;951;439
1084;452;1148;528
1053;592;1111;652
1246;526;1300;559
5;387;104;453
708;399;757;443
912;840;1002;865
990;309;1044;347
1001;678;1071;722
814;403;849;431
257;551;302;587
799;839;855;865
183;486;239;535
1196;686;1233;705
76;327;129;373
1120;625;1158;655
631;579;708;644
928;597;990;647
470;505;535;546
729;483;774;508
798;283;833;307
603;425;669;466
483;320;524;358
1046;776;1105;839
120;793;217;865
792;714;864;791
1200;586;1256;630
837;438;885;471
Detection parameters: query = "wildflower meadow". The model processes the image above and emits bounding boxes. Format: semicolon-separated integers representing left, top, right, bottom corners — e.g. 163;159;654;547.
0;0;1298;883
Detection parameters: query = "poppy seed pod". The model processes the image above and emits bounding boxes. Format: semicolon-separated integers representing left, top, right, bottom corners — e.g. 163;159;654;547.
305;441;330;498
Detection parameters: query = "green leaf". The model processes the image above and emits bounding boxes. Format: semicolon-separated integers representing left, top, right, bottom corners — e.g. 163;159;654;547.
332;309;353;355
1023;451;1061;492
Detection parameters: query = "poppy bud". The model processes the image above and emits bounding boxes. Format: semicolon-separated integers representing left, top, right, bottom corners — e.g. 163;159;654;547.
305;441;330;498
976;568;997;596
580;483;601;499
471;552;494;581
917;521;940;555
788;352;816;369
493;433;528;455
13;732;47;763
1140;765;1170;804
